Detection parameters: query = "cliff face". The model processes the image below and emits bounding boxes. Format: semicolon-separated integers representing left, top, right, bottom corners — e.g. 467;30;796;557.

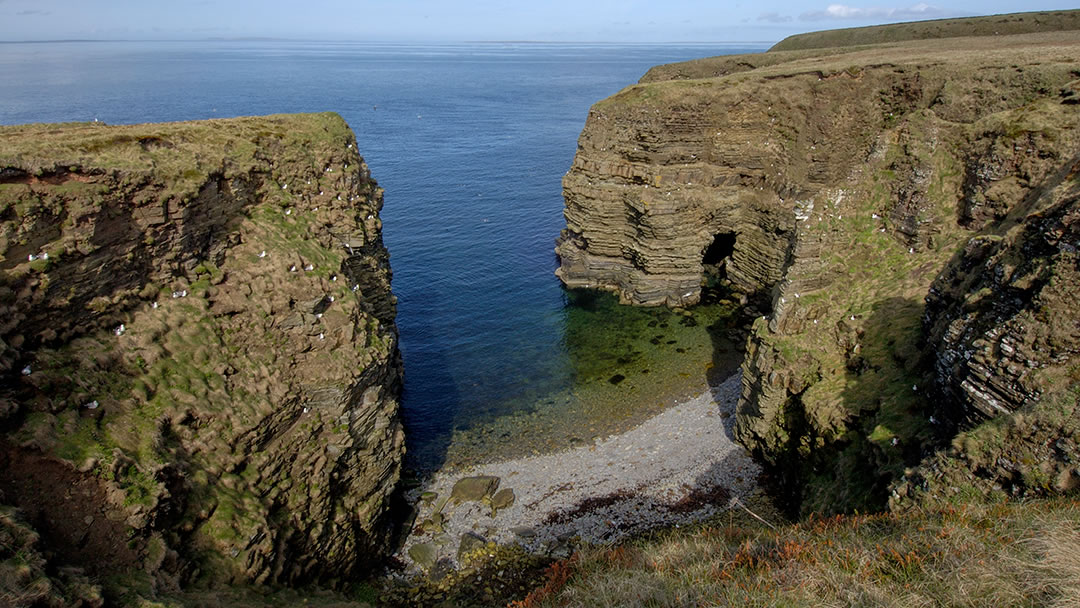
557;32;1080;513
0;114;404;590
892;174;1080;508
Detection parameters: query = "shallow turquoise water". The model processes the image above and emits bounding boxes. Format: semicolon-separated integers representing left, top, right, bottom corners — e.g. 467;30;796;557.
0;41;766;469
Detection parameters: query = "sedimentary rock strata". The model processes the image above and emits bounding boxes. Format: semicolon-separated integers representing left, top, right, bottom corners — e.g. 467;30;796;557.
0;114;404;587
557;32;1080;513
926;187;1080;422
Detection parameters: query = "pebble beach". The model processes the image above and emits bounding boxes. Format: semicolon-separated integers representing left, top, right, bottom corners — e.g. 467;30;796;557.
398;373;760;570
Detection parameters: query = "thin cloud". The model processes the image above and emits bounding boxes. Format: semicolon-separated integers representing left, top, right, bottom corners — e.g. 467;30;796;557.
17;9;51;16
758;12;793;23
800;3;943;21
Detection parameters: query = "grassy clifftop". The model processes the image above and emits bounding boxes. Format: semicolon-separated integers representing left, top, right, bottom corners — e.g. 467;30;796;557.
770;9;1080;51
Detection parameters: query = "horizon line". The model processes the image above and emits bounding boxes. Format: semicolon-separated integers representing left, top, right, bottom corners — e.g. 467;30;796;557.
0;37;777;45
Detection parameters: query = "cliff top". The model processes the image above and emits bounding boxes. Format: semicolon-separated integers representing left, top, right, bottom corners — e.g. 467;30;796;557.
1;112;352;182
770;8;1080;52
640;11;1080;84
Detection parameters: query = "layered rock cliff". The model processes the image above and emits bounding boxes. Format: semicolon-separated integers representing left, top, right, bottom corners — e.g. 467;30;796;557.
557;31;1080;513
0;114;404;592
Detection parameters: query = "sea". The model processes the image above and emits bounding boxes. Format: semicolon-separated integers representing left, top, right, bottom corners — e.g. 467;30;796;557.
0;40;768;470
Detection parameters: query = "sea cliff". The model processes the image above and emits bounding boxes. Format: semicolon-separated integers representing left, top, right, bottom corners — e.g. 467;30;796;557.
0;113;404;599
556;30;1080;514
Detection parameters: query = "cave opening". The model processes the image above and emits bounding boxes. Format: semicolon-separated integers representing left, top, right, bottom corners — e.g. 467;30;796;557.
702;231;736;269
701;231;737;303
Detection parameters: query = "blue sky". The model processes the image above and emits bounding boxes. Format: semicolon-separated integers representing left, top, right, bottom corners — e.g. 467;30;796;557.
0;0;1076;43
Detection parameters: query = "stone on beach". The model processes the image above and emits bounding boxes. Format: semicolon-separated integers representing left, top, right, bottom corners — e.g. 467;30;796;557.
490;488;516;516
450;475;500;504
398;374;760;572
457;532;488;561
408;543;437;571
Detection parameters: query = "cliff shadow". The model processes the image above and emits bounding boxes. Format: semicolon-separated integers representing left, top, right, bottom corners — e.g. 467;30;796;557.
829;295;936;512
701;286;751;441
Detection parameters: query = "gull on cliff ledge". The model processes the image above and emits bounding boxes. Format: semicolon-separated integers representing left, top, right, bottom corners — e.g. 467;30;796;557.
21;366;31;376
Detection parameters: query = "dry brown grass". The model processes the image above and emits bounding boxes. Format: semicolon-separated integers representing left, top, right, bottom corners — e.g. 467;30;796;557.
533;498;1080;608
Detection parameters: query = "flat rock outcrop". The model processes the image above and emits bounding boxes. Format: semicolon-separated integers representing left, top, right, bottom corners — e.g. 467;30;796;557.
557;31;1080;514
0;114;404;588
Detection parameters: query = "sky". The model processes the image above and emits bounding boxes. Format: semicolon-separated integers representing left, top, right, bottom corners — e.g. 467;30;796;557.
0;0;1077;43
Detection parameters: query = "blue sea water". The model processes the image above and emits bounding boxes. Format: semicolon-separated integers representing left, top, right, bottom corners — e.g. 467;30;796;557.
0;41;766;469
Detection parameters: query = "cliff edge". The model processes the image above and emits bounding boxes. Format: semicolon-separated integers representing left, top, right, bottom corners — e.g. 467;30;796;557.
0;114;404;595
556;28;1080;514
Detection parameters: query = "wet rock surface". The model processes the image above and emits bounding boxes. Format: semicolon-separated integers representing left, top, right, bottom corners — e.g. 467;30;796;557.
0;114;404;588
